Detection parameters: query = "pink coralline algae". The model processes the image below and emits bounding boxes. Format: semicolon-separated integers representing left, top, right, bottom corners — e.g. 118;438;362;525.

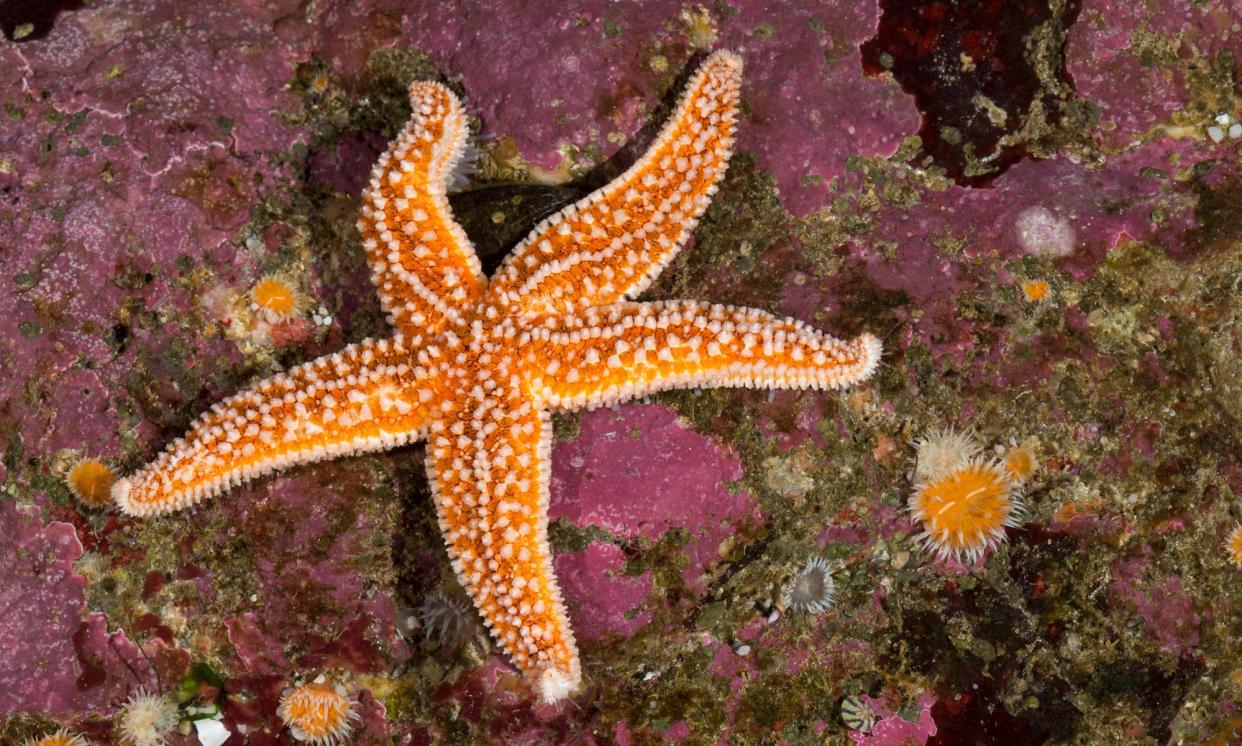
404;1;918;215
1108;552;1203;656
0;500;179;716
549;404;757;588
214;474;411;676
849;693;938;745
553;542;652;641
1068;0;1242;148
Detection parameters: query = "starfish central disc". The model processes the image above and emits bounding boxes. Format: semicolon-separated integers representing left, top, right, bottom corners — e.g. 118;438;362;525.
112;50;882;703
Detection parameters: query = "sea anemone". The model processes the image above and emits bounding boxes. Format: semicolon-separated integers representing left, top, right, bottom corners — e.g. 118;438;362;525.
909;458;1024;563
912;427;982;483
116;689;179;746
277;676;358;745
66;458;116;508
780;556;836;614
1020;279;1050;303
417;589;476;645
249;275;305;323
840;694;877;733
22;729;92;746
1000;437;1039;484
1229;524;1242;568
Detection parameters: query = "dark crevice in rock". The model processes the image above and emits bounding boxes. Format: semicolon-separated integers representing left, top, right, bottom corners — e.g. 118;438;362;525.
0;0;86;42
861;0;1082;187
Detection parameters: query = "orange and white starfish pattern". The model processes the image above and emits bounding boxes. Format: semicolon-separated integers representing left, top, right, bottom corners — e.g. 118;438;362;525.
112;50;882;703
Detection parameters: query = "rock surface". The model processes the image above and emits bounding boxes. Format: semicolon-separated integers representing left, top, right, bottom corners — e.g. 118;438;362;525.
3;0;1242;743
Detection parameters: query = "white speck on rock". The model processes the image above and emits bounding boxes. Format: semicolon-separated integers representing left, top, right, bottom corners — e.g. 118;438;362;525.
195;717;232;746
1208;125;1225;143
1015;206;1076;257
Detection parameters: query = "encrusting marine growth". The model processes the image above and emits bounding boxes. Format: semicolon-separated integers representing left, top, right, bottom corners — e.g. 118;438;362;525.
111;50;881;703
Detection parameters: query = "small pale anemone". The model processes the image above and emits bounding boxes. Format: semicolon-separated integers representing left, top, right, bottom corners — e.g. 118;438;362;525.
116;688;179;746
66;458;117;508
1021;279;1050;303
417;589;475;645
780;556;836;614
1000;437;1039;484
912;427;982;483
447;137;483;192
22;729;92;746
909;458;1025;563
1229;524;1242;568
277;676;358;745
249;275;305;323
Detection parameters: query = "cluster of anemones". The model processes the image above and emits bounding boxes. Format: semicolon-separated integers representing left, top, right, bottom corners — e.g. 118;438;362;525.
907;428;1037;564
93;677;360;746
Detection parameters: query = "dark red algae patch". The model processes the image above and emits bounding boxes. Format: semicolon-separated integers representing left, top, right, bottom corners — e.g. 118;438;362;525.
929;679;1059;745
861;0;1082;186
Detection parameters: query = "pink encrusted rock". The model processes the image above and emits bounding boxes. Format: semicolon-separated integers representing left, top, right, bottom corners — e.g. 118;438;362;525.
1108;550;1203;656
549;404;757;588
0;500;178;715
0;0;312;458
848;693;938;745
1068;0;1242;148
214;474;410;676
553;541;652;641
404;1;918;215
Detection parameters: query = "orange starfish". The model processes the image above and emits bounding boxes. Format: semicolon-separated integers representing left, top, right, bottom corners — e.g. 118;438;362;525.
113;50;882;703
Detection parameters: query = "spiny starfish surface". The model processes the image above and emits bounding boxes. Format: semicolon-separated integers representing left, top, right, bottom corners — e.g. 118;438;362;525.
113;50;882;703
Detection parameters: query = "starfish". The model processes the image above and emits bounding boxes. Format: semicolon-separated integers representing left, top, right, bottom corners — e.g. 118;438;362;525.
113;50;882;703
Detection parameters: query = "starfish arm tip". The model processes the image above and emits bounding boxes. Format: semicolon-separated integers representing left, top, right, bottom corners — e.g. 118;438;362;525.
857;332;884;381
537;666;581;705
706;48;744;73
110;476;135;513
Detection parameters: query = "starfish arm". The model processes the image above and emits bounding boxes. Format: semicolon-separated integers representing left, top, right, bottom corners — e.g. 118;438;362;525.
521;301;882;410
427;397;580;704
113;335;443;516
485;50;742;317
358;80;485;335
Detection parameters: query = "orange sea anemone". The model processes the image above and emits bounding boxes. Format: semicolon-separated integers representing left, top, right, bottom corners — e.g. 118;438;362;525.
1021;279;1050;303
66;458;117;508
277;677;358;745
1001;438;1039;484
250;275;305;323
22;730;91;746
909;458;1025;563
1229;524;1242;568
